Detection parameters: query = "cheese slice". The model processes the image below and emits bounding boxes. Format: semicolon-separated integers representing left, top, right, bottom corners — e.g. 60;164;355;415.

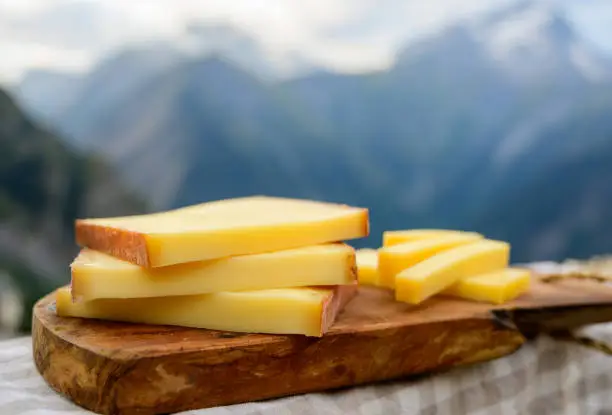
356;249;379;286
383;229;483;247
395;240;510;304
378;232;483;288
56;284;357;337
443;268;531;304
71;244;357;301
75;196;369;267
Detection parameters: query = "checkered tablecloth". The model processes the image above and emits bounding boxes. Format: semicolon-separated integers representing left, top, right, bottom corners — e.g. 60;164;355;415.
1;324;612;415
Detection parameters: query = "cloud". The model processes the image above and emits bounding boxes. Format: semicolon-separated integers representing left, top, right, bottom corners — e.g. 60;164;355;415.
0;0;361;81
0;0;609;83
0;40;91;82
0;1;133;81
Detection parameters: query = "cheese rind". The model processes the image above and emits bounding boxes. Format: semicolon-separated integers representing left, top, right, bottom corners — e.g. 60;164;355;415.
56;284;358;337
443;268;531;304
75;196;369;267
378;233;483;288
383;229;483;247
71;244;357;301
395;240;510;304
356;249;379;286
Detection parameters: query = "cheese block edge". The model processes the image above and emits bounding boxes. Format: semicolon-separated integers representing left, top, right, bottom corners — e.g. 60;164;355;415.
320;282;358;335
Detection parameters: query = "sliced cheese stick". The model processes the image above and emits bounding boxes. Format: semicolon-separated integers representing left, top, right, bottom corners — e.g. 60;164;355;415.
395;240;510;304
378;232;483;288
443;268;531;304
382;229;482;247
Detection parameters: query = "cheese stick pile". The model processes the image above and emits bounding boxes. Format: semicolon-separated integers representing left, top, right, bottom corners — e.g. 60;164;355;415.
356;229;531;305
56;196;369;337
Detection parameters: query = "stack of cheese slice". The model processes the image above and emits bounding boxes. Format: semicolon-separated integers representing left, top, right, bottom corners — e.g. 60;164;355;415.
56;196;369;337
356;229;531;305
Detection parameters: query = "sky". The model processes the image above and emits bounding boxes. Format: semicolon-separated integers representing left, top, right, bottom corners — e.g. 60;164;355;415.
0;0;610;84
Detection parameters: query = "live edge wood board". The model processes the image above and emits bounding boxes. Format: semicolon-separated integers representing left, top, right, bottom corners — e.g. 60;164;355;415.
33;279;612;415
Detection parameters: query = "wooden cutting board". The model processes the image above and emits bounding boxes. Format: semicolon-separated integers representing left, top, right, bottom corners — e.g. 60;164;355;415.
33;278;612;415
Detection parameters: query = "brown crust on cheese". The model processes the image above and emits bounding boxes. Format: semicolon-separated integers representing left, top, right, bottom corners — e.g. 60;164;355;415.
69;266;83;303
358;208;370;238
345;248;358;283
320;283;358;336
75;220;151;267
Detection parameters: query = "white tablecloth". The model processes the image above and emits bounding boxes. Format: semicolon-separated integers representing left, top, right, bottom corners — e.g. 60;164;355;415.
1;324;612;415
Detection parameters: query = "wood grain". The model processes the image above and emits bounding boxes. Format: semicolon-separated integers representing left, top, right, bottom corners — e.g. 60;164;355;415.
33;279;612;415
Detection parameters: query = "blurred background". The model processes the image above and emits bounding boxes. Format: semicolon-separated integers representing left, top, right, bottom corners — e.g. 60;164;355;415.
0;0;611;337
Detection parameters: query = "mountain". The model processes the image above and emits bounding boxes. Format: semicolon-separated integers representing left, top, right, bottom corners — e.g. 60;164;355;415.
13;1;612;263
0;88;144;331
63;55;366;210
466;89;612;261
282;2;606;221
180;22;299;81
479;1;612;83
471;1;609;84
56;43;185;149
14;23;319;150
13;69;82;125
12;44;183;145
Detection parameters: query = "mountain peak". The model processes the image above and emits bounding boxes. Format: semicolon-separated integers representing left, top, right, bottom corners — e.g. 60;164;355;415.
480;0;563;26
395;1;575;72
465;0;611;84
177;22;279;82
395;25;480;67
476;1;574;53
180;22;259;56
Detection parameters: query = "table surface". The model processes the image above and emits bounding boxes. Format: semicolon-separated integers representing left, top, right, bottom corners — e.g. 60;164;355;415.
1;324;612;415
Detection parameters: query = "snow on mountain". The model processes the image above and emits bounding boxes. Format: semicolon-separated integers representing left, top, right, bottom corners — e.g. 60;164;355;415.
471;0;611;83
485;4;565;58
569;42;611;82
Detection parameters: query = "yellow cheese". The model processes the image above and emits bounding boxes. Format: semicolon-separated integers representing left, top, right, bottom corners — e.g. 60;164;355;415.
71;244;357;301
356;248;379;286
75;196;369;267
443;268;531;304
378;232;483;288
383;229;483;247
56;284;357;337
395;240;510;304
